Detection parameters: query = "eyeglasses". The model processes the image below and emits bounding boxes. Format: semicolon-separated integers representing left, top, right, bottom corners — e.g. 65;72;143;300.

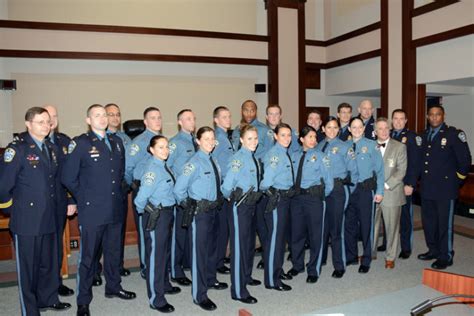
31;120;52;126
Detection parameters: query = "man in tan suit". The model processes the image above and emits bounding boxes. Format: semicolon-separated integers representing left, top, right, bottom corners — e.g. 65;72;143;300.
373;117;407;269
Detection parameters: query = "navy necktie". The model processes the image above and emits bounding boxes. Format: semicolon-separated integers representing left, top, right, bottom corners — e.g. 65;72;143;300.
286;151;295;185
165;163;175;184
295;152;306;189
209;157;221;199
252;154;260;191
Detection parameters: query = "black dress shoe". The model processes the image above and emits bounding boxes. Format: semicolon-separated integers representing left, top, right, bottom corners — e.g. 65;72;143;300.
197;298;217;311
256;259;264;269
165;286;181;295
398;251;411;259
77;304;90;316
265;282;292;291
418;252;437;261
224;257;231;264
332;270;345;278
120;267;131;276
431;259;453;270
217;266;231;274
280;272;293;280
346;259;358;266
233;295;258;304
248;278;261;286
105;289;137;300
209;281;228;290
58;284;74;296
150;303;175;313
39;302;72;311
92;274;102;286
358;265;370;274
377;245;386;252
171;277;192;286
287;268;300;277
306;275;318;283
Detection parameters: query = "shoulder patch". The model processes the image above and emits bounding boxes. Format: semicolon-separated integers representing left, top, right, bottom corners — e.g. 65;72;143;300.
415;136;422;146
68;140;77;154
168;142;177;154
458;131;467;143
129;143;140;156
143;172;156;186
183;163;196;176
4;148;15;163
231;159;242;172
269;155;279;168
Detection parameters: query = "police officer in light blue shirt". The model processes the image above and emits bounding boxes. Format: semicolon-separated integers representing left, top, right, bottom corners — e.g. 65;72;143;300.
344;117;384;274
134;135;180;314
167;109;196;286
173;126;228;312
125;106;162;278
260;123;295;292
317;116;358;279
212;106;234;275
286;126;333;284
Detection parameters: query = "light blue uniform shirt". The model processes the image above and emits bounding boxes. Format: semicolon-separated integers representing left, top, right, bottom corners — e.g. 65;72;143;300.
260;143;294;191
174;150;221;203
167;131;196;176
231;119;272;161
125;129;158;185
212;127;235;178
107;129;132;148
317;137;359;183
134;157;176;213
221;147;260;198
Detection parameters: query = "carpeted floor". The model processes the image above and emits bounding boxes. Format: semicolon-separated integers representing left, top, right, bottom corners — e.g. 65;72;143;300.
0;207;473;316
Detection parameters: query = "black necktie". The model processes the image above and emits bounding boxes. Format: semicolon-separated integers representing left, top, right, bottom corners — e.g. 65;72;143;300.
252;153;260;191
321;142;329;153
164;163;175;184
295;152;306;189
428;130;434;142
209;157;221;199
191;133;198;152
41;143;50;164
227;132;235;151
352;142;356;151
286;151;295;185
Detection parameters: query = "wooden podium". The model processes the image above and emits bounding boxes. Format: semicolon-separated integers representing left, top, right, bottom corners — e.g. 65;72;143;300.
422;269;474;307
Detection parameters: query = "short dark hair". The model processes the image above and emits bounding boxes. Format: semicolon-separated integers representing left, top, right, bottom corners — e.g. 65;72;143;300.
86;104;104;117
337;103;352;113
241;100;257;109
25;107;48;121
196;126;214;140
266;104;282;115
349;116;364;127
323;116;340;128
428;104;445;114
307;108;322;117
299;125;316;139
274;122;291;134
147;135;168;154
391;108;407;118
213;106;229;118
105;103;119;110
177;109;193;120
143;106;160;118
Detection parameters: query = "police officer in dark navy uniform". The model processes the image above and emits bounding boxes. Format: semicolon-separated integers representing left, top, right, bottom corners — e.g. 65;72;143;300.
417;105;471;270
357;100;376;140
0;107;71;316
390;109;421;259
135;135;181;313
44;104;77;297
306;109;326;143
168;109;197;286
212;106;234;275
174;126;228;312
62;104;136;316
125;106;162;279
337;103;353;141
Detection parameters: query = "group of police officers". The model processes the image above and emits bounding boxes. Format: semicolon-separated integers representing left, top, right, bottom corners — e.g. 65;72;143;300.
0;99;471;315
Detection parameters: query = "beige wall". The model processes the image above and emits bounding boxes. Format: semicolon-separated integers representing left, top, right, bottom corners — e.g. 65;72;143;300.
7;0;258;34
11;73;258;139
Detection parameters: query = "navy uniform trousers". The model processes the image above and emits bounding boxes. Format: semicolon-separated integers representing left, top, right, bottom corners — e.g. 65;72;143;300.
131;186;146;273
77;222;122;305
14;233;60;316
421;199;455;262
171;206;191;279
324;184;350;271
229;202;255;300
189;208;218;304
144;209;174;308
400;195;414;254
253;196;268;257
216;200;230;269
290;194;325;277
344;185;376;267
264;197;290;288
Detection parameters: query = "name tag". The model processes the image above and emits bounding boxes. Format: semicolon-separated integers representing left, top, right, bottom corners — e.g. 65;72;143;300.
91;154;100;158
